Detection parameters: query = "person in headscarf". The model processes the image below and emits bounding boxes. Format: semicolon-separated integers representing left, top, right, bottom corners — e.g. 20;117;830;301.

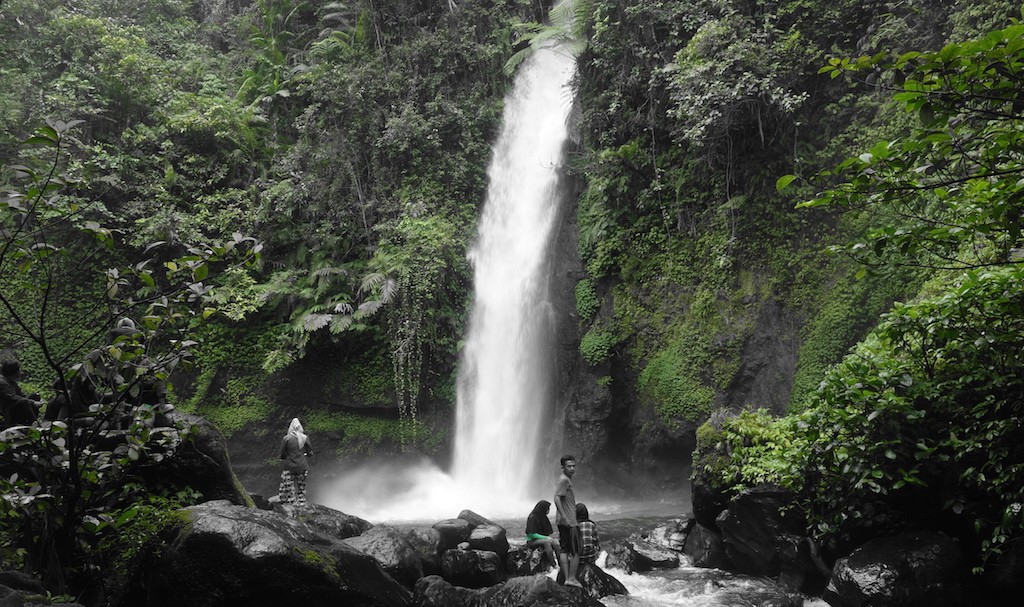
525;499;560;569
278;417;314;508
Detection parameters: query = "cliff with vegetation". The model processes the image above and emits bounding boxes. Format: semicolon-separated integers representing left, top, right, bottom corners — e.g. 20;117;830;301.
3;0;1024;593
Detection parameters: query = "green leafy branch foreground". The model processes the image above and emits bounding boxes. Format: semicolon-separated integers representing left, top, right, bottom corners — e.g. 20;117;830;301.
702;20;1024;569
1;122;260;593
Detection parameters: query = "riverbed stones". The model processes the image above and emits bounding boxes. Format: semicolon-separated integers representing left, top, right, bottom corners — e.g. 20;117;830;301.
343;525;424;587
291;502;373;539
402;526;445;576
575;562;629;599
716;485;820;592
684;523;730;569
138;412;252;506
649;516;693;551
412;575;485;607
468;524;509;559
441;548;505;588
505;544;550;576
481;574;605;607
139;500;410;607
822;531;965;607
433;518;474;551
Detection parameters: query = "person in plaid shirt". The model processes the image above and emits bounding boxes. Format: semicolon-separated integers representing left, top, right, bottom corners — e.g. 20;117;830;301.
576;503;600;564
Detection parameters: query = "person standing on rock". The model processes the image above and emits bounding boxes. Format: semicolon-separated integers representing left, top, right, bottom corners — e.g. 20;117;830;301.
554;454;582;587
279;417;314;508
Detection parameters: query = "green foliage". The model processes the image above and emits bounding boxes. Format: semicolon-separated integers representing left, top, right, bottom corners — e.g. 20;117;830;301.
699;266;1024;566
0;123;260;593
574;279;600;323
794;22;1024;270
94;491;197;603
579;327;616;366
302;410;445;457
638;341;716;425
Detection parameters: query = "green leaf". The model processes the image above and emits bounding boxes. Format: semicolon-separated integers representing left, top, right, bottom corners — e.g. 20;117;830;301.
776;174;798;192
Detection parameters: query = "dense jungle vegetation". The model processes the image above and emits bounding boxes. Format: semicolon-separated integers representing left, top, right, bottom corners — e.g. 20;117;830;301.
2;0;1024;598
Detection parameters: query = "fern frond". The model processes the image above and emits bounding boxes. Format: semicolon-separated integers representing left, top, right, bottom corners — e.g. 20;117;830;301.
360;272;387;294
303;313;333;332
329;314;354;334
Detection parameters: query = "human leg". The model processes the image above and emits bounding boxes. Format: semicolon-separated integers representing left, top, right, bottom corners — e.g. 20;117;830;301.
294;470;308;507
278;471;294;504
565;526;582;587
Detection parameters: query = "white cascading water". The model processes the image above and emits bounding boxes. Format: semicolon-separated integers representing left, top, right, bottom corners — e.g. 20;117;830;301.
450;35;577;510
319;21;577;522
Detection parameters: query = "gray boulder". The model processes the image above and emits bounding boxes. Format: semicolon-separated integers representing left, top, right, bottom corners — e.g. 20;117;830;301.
458;509;499;528
480;574;604;607
505;544;550;576
684;523;730;569
140;412;251;506
468;524;509;559
631;537;681;569
403;526;445;576
574;563;629;599
412;575;485;607
716;485;820;592
433;518;474;552
823;531;964;607
287;502;373;539
441;548;505;589
139;500;409;607
604;538;678;573
649;516;693;551
344;525;424;587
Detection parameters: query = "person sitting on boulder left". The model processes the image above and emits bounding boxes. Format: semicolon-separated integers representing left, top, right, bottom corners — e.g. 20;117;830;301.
576;502;601;565
278;417;314;508
525;499;561;569
0;359;43;429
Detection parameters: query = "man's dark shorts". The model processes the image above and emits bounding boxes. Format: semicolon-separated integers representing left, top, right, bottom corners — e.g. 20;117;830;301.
557;524;582;556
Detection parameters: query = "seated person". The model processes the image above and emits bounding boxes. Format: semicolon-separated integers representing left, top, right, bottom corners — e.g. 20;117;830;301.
576;503;601;565
0;359;42;429
525;499;561;568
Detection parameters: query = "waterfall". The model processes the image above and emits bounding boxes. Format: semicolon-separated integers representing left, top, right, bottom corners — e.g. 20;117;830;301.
318;16;578;523
450;35;577;509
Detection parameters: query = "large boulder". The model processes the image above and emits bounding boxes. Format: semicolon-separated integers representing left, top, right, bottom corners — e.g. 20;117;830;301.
603;539;678;573
139;413;251;506
692;477;732;530
344;525;424;587
480;574;605;607
441;549;505;589
986;536;1024;599
716;485;820;592
292;503;373;539
458;510;498;528
575;563;629;599
684;523;730;569
649;517;693;552
823;531;965;607
411;575;485;607
468;525;509;559
402;526;445;576
505;544;550;576
135;500;409;607
433;518;474;552
631;537;681;569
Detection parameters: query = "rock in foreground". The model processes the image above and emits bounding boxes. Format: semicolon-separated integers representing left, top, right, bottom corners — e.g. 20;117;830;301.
136;501;409;607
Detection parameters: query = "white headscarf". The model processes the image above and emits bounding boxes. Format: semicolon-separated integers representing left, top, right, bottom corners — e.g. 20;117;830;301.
288;417;307;448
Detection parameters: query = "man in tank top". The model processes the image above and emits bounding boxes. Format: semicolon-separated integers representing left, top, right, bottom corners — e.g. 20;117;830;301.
554;454;582;587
